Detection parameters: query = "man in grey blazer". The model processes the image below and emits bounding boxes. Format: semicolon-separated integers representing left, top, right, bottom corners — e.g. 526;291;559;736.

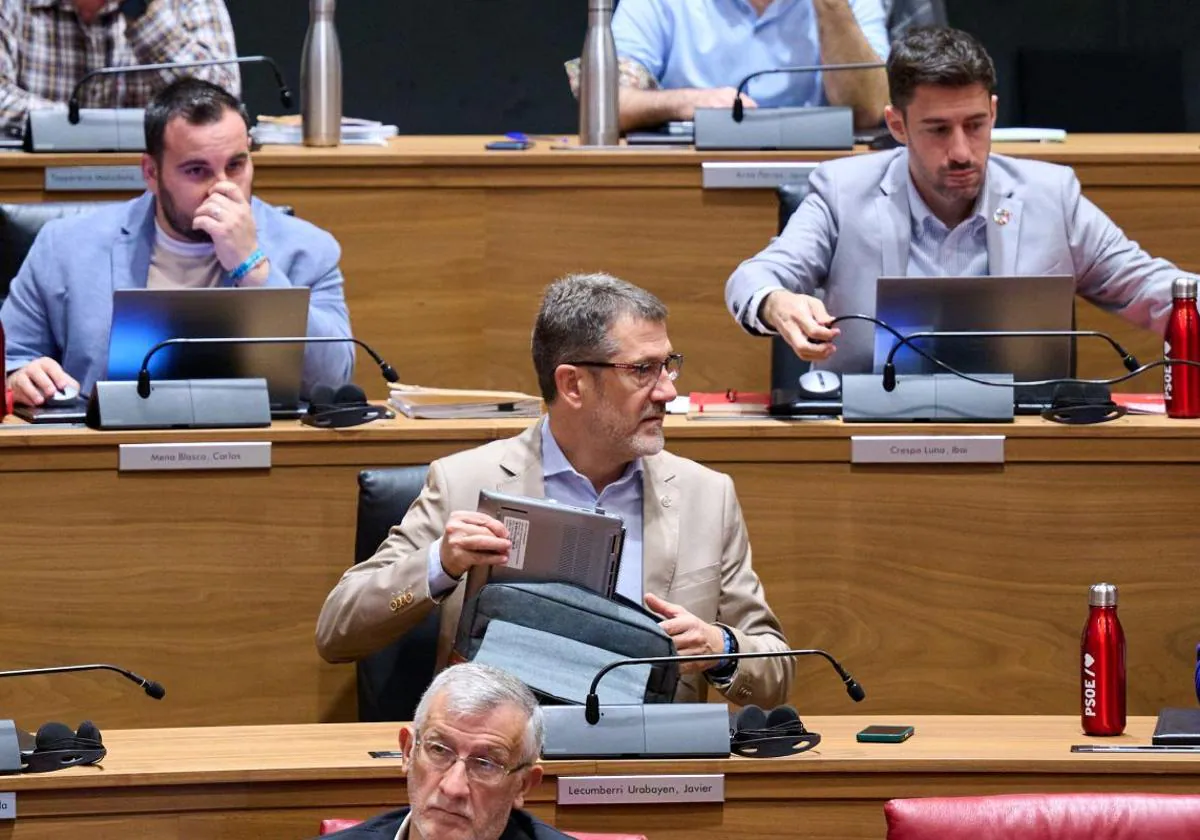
726;26;1190;372
1;77;353;405
317;273;792;709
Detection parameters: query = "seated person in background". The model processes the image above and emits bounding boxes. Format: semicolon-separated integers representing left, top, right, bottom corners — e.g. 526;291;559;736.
0;77;353;405
726;26;1193;373
593;0;890;132
317;272;793;709
318;662;572;840
0;0;240;138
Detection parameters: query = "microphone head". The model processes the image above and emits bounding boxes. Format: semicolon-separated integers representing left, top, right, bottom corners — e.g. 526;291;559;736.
136;370;152;398
68;100;81;125
882;363;896;392
380;362;400;383
585;694;601;725
144;680;166;700
732;96;744;123
1123;353;1141;372
280;87;294;109
845;678;865;702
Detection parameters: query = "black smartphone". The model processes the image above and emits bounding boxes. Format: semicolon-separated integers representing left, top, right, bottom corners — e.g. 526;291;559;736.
485;140;533;151
856;724;915;743
368;750;405;759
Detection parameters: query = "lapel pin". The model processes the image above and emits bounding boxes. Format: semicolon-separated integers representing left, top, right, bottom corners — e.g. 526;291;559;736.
992;207;1012;226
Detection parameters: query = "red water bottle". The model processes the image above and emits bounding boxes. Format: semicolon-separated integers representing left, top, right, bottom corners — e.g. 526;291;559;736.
1164;276;1200;418
1081;582;1125;736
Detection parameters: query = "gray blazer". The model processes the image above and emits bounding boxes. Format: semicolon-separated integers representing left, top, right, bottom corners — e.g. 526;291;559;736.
726;149;1186;373
315;420;793;709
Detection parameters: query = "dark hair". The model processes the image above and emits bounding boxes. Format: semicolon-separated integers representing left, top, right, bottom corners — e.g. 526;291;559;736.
144;77;250;160
887;26;996;112
531;272;668;403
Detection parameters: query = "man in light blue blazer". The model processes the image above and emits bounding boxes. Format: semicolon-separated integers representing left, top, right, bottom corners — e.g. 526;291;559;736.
1;77;353;406
726;26;1191;374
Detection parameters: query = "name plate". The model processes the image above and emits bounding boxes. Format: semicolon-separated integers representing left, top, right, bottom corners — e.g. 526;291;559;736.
557;775;724;805
701;162;818;189
118;442;272;472
851;435;1005;464
45;165;143;192
0;792;14;820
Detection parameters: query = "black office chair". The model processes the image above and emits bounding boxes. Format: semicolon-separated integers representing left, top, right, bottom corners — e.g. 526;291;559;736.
883;0;948;43
0;201;296;307
353;466;440;722
770;183;817;391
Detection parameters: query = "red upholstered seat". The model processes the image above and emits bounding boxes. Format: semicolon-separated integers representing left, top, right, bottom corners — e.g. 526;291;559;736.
885;793;1200;840
318;819;645;839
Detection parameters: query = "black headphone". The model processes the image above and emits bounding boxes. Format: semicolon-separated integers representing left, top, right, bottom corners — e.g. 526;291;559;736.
301;384;394;429
730;704;821;758
21;721;106;773
1040;382;1127;425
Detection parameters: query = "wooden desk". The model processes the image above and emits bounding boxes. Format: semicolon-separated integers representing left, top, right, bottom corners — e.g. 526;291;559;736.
3;415;1200;728
2;135;1197;395
0;716;1194;840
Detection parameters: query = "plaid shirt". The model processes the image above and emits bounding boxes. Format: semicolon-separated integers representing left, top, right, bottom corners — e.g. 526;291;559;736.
0;0;240;137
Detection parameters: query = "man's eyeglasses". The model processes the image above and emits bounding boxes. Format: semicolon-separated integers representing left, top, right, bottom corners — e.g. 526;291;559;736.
414;737;531;785
567;353;684;387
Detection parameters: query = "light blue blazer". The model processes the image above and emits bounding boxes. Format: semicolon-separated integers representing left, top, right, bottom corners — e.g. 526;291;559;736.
726;149;1187;373
0;193;354;397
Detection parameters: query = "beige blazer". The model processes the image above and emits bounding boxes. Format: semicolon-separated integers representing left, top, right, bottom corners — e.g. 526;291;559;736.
316;420;793;707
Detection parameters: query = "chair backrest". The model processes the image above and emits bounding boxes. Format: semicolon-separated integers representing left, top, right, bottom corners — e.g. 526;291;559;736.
885;793;1200;840
883;0;949;44
0;202;118;305
354;466;439;722
770;183;817;390
319;818;646;840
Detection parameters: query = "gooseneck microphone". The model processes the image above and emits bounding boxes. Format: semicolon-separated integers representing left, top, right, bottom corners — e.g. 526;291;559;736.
731;62;886;123
68;55;293;124
584;647;863;725
878;328;1142;392
0;664;166;700
135;336;400;398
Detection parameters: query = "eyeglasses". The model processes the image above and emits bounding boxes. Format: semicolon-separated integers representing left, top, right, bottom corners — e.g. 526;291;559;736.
567;353;684;388
414;737;531;785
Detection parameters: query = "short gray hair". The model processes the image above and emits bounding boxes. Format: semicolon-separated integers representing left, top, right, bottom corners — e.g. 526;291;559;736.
413;663;544;764
531;272;668;402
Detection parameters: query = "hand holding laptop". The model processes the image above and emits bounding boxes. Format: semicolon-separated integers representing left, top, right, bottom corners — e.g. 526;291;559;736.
441;511;513;578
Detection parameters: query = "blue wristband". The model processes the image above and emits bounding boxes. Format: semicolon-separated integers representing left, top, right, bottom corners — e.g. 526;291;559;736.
229;248;266;283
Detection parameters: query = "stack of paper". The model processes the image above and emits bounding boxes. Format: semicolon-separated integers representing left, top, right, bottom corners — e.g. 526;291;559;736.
251;116;398;146
389;384;542;420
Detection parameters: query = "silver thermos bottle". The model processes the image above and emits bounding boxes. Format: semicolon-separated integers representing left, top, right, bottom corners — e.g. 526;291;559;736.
579;0;619;147
301;0;342;147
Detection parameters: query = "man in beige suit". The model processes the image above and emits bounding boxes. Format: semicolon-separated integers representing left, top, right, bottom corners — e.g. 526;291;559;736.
316;273;792;708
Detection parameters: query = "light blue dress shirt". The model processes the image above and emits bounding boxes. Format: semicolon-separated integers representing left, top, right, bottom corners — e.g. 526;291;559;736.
904;173;990;278
427;420;646;603
611;0;890;109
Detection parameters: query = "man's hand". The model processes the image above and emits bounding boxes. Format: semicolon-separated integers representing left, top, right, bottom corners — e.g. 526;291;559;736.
192;181;264;281
676;87;758;118
5;358;80;406
644;593;725;674
439;511;512;579
760;289;840;361
72;0;106;24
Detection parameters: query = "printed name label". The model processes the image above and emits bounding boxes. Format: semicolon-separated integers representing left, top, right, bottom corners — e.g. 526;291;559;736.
118;442;272;472
45;165;144;191
701;162;818;189
557;775;724;805
0;792;15;820
851;435;1005;464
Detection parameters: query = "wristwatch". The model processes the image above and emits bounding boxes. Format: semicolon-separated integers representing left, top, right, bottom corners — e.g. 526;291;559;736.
119;0;151;21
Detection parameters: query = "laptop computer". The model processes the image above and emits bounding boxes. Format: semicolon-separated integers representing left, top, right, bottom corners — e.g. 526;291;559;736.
874;275;1077;411
106;287;310;417
464;489;626;606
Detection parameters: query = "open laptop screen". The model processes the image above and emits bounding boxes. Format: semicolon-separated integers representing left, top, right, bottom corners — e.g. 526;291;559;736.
874;274;1077;381
106;287;310;409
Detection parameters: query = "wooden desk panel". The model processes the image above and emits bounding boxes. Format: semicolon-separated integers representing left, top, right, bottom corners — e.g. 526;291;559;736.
2;136;1197;395
1;717;1196;840
2;417;1200;728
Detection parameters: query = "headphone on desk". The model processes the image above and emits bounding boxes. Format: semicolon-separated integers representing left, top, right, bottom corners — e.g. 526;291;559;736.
1040;383;1127;425
21;721;106;773
730;705;821;758
301;384;394;429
